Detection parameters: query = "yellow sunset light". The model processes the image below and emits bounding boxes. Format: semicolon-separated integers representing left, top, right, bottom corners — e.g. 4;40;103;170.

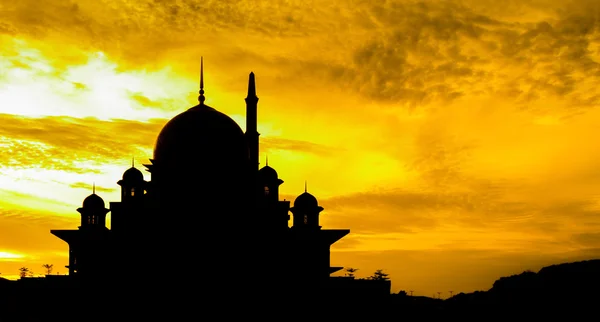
0;251;25;260
2;1;600;298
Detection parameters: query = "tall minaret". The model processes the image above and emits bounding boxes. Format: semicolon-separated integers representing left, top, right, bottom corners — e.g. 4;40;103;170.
245;72;259;169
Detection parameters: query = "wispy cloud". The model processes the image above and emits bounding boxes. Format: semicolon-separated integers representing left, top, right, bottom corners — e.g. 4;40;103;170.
69;181;116;193
0;114;162;170
261;137;342;156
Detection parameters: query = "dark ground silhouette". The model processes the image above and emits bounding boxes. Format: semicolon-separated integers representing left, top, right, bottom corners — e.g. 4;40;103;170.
2;259;600;320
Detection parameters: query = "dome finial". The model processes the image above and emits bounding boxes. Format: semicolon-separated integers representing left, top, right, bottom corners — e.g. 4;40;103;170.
304;180;307;193
266;154;269;166
198;56;206;105
132;156;135;168
93;182;96;194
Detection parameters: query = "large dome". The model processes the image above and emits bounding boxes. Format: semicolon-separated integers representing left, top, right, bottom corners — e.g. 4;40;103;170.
153;104;249;165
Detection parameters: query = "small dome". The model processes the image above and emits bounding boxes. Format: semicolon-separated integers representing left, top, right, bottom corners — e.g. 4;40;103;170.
83;193;105;209
258;165;278;182
294;192;318;209
123;167;144;182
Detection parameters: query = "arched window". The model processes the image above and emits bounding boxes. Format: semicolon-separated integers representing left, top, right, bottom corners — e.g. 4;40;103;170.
303;214;308;225
264;186;270;196
130;188;135;196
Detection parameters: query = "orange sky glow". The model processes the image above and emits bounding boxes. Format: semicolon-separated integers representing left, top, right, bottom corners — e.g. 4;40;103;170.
2;0;600;296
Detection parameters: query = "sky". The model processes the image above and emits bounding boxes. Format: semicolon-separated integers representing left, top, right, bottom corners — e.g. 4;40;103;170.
2;0;600;296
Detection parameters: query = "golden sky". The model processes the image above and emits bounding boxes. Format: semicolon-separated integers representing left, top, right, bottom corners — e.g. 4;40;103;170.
2;0;600;296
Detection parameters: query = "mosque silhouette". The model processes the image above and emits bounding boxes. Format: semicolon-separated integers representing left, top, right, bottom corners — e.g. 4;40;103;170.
48;59;390;300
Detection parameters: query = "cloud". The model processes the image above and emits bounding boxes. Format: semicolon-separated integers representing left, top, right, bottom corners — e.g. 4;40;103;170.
261;137;342;156
0;207;75;252
129;93;164;108
321;186;502;234
321;179;600;239
223;0;600;112
408;124;475;188
0;21;17;35
0;113;341;173
3;0;600;113
0;0;327;68
0;114;164;171
5;0;600;114
69;182;116;193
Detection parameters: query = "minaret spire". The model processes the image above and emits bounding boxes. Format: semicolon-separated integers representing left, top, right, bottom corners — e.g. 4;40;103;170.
132;157;135;168
304;180;307;193
245;71;260;170
198;57;205;105
93;182;96;194
247;72;256;99
266;155;269;166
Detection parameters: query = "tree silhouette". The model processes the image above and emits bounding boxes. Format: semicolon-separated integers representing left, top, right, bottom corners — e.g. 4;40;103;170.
398;290;408;296
42;264;53;275
344;267;359;278
18;267;29;278
370;269;390;281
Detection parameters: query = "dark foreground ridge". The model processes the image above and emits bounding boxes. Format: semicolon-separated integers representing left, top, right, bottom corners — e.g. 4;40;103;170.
2;259;600;320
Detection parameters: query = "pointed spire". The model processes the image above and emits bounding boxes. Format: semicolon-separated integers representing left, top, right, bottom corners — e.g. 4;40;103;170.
198;56;205;105
245;71;259;104
304;180;307;193
131;157;135;168
247;72;256;98
93;182;96;194
266;154;269;166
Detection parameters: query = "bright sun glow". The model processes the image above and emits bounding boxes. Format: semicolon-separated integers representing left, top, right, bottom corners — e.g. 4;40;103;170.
0;251;25;260
0;39;193;120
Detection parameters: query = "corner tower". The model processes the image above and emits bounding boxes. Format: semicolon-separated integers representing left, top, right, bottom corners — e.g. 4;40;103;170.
51;187;110;278
290;185;323;229
289;185;349;287
258;158;290;230
77;188;110;230
118;159;145;203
